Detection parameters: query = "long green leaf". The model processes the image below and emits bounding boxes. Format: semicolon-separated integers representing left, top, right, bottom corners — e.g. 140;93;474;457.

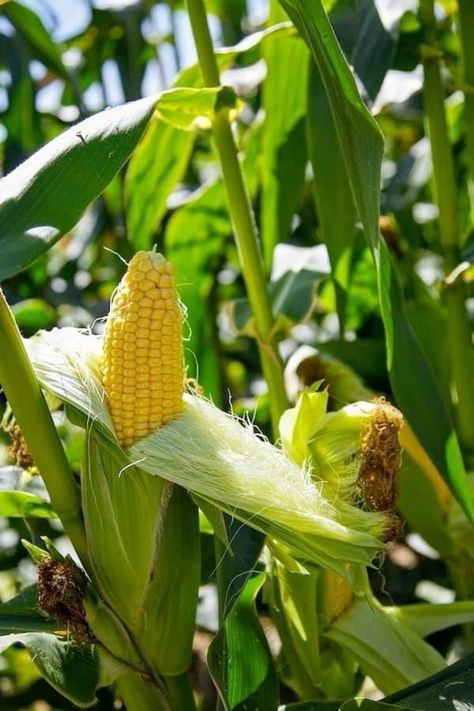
261;1;309;269
0;633;99;707
125;119;194;251
208;517;278;711
384;653;474;709
126;22;292;252
378;241;473;519
0;490;55;518
391;600;474;639
0;586;58;634
0;96;157;281
307;62;357;330
2;1;69;80
278;0;384;251
325;599;444;694
281;0;473;518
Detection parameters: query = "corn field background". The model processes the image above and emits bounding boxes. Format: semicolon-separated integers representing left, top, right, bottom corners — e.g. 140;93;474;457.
0;0;474;709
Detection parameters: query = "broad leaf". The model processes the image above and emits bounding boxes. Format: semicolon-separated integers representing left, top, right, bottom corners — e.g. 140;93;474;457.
340;701;404;711
156;86;238;130
378;241;473;519
392;600;474;638
325;598;445;694
232;268;325;336
0;96;157;281
0;490;55;518
331;0;395;102
0;633;99;707
126;22;292;252
384;654;474;709
278;0;384;251
125;119;194;251
281;0;472;518
307;62;357;330
0;585;58;634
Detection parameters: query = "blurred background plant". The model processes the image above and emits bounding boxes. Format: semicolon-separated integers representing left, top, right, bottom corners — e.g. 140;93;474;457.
0;0;473;708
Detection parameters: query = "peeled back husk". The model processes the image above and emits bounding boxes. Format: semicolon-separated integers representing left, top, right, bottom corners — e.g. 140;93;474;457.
26;328;387;588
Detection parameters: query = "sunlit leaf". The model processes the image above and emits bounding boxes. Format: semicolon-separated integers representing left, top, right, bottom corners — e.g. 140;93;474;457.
0;96;157;281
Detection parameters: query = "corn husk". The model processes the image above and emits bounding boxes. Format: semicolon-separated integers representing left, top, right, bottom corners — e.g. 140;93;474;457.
25;328;387;588
25;328;200;677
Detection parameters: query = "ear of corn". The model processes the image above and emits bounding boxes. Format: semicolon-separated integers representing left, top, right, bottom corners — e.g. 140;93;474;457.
24;253;390;591
101;250;184;447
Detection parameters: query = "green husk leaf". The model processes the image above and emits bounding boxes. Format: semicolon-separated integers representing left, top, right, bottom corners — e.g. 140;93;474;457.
26;328;386;588
131;394;386;585
83;431;200;676
325;598;445;694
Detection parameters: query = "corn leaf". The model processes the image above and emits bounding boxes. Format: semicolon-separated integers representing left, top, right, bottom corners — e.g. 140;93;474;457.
125;118;194;251
383;653;474;709
0;490;55;518
307;61;357;331
208;518;278;710
126;22;292;252
325;598;445;694
269;562;322;699
377;241;472;519
278;703;342;710
166;121;261;398
277;0;383;252
0;96;157;281
0;633;99;707
0;586;58;634
390;601;474;638
260;1;309;268
166;177;230;399
330;0;395;102
281;0;473;519
232;268;325;336
1;1;69;81
340;701;405;711
156;86;238;131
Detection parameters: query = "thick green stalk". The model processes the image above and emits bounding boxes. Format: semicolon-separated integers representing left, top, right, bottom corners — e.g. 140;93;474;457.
185;0;288;436
0;289;89;565
116;673;172;711
458;0;474;195
419;0;474;453
164;673;197;711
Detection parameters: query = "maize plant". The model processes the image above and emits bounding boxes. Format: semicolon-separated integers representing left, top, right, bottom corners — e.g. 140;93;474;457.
1;0;474;709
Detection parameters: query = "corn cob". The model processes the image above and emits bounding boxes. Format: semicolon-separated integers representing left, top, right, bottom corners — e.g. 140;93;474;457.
101;250;184;447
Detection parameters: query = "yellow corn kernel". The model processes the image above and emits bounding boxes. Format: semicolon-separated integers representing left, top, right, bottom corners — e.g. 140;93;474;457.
101;250;185;446
322;570;353;623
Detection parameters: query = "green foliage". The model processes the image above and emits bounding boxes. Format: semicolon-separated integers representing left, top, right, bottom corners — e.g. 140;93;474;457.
0;0;473;709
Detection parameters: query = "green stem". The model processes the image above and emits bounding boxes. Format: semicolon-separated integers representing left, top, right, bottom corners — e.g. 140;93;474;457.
419;0;474;453
185;0;288;436
0;289;89;566
164;673;197;711
116;672;172;711
458;0;474;195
